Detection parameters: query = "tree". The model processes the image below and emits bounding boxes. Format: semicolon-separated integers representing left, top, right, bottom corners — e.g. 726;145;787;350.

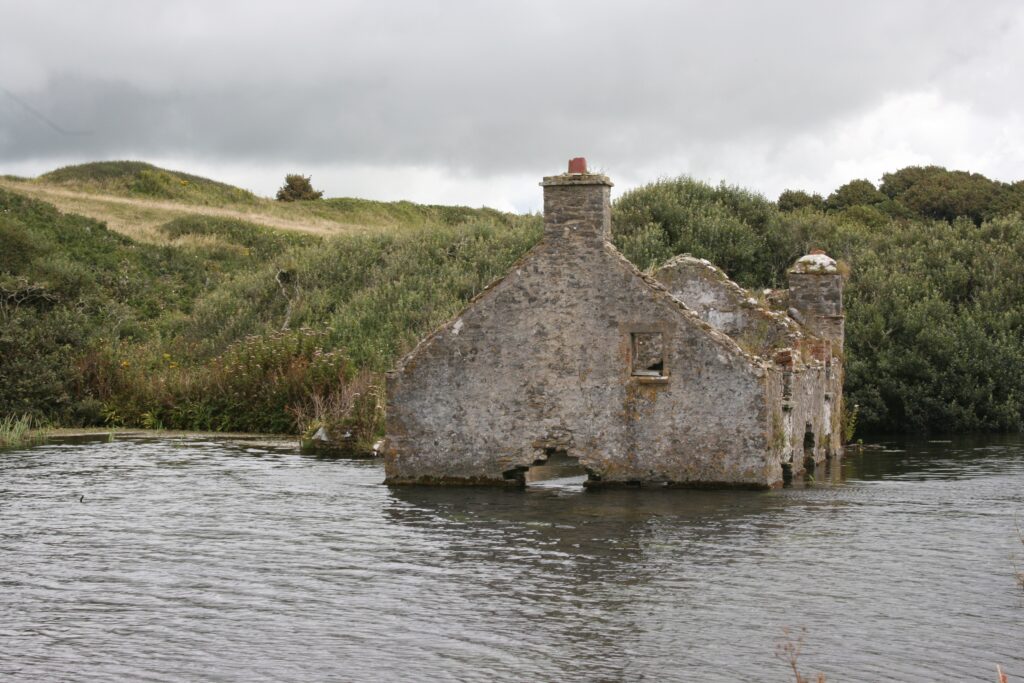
825;179;886;212
778;189;824;212
879;165;946;199
881;165;1023;225
276;174;323;202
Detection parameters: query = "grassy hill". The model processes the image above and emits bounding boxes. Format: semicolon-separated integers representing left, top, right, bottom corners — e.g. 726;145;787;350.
2;160;1024;440
40;161;258;204
0;165;542;445
0;161;520;244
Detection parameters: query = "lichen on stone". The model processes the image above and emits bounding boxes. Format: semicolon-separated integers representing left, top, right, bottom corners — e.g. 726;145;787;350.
789;252;838;274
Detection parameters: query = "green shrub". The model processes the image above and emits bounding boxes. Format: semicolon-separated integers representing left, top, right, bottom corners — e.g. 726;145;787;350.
613;177;786;287
825;179;887;211
131;169;178;198
615;222;673;272
612;175;1024;434
159;216;316;259
778;190;824;213
276;174;324;202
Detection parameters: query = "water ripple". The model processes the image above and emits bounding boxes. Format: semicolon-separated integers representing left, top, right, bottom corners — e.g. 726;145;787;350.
1;435;1023;681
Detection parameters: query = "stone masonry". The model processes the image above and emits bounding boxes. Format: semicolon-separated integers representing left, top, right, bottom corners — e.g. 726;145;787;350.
383;160;845;488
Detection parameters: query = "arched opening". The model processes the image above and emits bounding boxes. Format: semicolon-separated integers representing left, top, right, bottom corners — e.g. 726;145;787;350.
803;425;816;471
503;447;588;487
781;459;794;485
525;447;587;487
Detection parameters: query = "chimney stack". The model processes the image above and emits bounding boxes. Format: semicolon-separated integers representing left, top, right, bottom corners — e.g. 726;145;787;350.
788;252;845;346
540;158;614;245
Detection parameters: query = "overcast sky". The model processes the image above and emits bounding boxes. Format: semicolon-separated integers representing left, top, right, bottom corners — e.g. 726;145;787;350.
1;0;1022;212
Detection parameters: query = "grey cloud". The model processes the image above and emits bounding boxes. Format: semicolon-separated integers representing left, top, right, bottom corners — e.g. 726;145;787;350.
1;0;1022;188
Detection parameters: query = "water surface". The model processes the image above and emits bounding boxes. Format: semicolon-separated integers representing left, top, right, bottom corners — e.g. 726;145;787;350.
2;435;1023;681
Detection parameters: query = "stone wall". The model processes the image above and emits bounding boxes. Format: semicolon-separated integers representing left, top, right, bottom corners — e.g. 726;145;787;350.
769;357;839;478
655;252;846;476
384;170;784;489
787;254;845;463
655;255;799;357
788;253;845;347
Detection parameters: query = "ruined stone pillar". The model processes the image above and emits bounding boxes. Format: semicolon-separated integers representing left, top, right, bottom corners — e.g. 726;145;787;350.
540;157;614;246
787;250;844;347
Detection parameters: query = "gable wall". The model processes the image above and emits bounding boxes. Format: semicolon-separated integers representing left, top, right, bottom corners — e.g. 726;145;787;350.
655;256;797;357
385;235;780;488
657;255;846;475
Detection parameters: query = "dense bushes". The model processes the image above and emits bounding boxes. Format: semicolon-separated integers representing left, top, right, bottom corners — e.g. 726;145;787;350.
879;166;1024;225
613;177;800;286
614;170;1024;434
777;190;824;213
0;189;210;423
841;215;1024;431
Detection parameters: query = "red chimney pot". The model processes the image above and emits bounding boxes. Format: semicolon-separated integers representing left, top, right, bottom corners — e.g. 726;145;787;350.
568;157;587;174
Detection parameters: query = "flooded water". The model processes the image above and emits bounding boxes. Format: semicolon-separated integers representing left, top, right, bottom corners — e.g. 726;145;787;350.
2;435;1023;682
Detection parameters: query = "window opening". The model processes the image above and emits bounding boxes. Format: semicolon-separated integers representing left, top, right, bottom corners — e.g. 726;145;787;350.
631;332;665;377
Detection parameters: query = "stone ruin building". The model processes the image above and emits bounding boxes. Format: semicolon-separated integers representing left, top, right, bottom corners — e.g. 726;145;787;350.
383;159;845;489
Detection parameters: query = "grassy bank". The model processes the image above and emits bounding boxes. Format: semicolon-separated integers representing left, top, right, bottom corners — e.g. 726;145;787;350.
0;415;47;449
3;161;1024;442
1;168;541;449
0;161;521;243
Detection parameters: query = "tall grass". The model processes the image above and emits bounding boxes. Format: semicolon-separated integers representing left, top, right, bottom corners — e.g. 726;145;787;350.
0;414;44;448
289;368;384;452
1;183;542;445
83;216;541;437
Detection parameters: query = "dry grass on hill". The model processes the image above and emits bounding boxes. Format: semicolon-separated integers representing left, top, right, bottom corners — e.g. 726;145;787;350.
0;179;378;242
0;161;511;244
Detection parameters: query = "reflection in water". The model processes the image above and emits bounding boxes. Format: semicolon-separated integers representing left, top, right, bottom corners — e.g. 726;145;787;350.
1;435;1022;682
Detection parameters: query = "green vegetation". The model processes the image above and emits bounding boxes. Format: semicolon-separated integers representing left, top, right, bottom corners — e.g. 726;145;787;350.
778;190;824;213
878;166;1024;225
3;161;1024;440
158;215;315;259
0;183;541;446
0;414;45;449
276;173;323;201
40;161;257;205
0;162;526;245
615;166;1024;434
614;177;803;286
